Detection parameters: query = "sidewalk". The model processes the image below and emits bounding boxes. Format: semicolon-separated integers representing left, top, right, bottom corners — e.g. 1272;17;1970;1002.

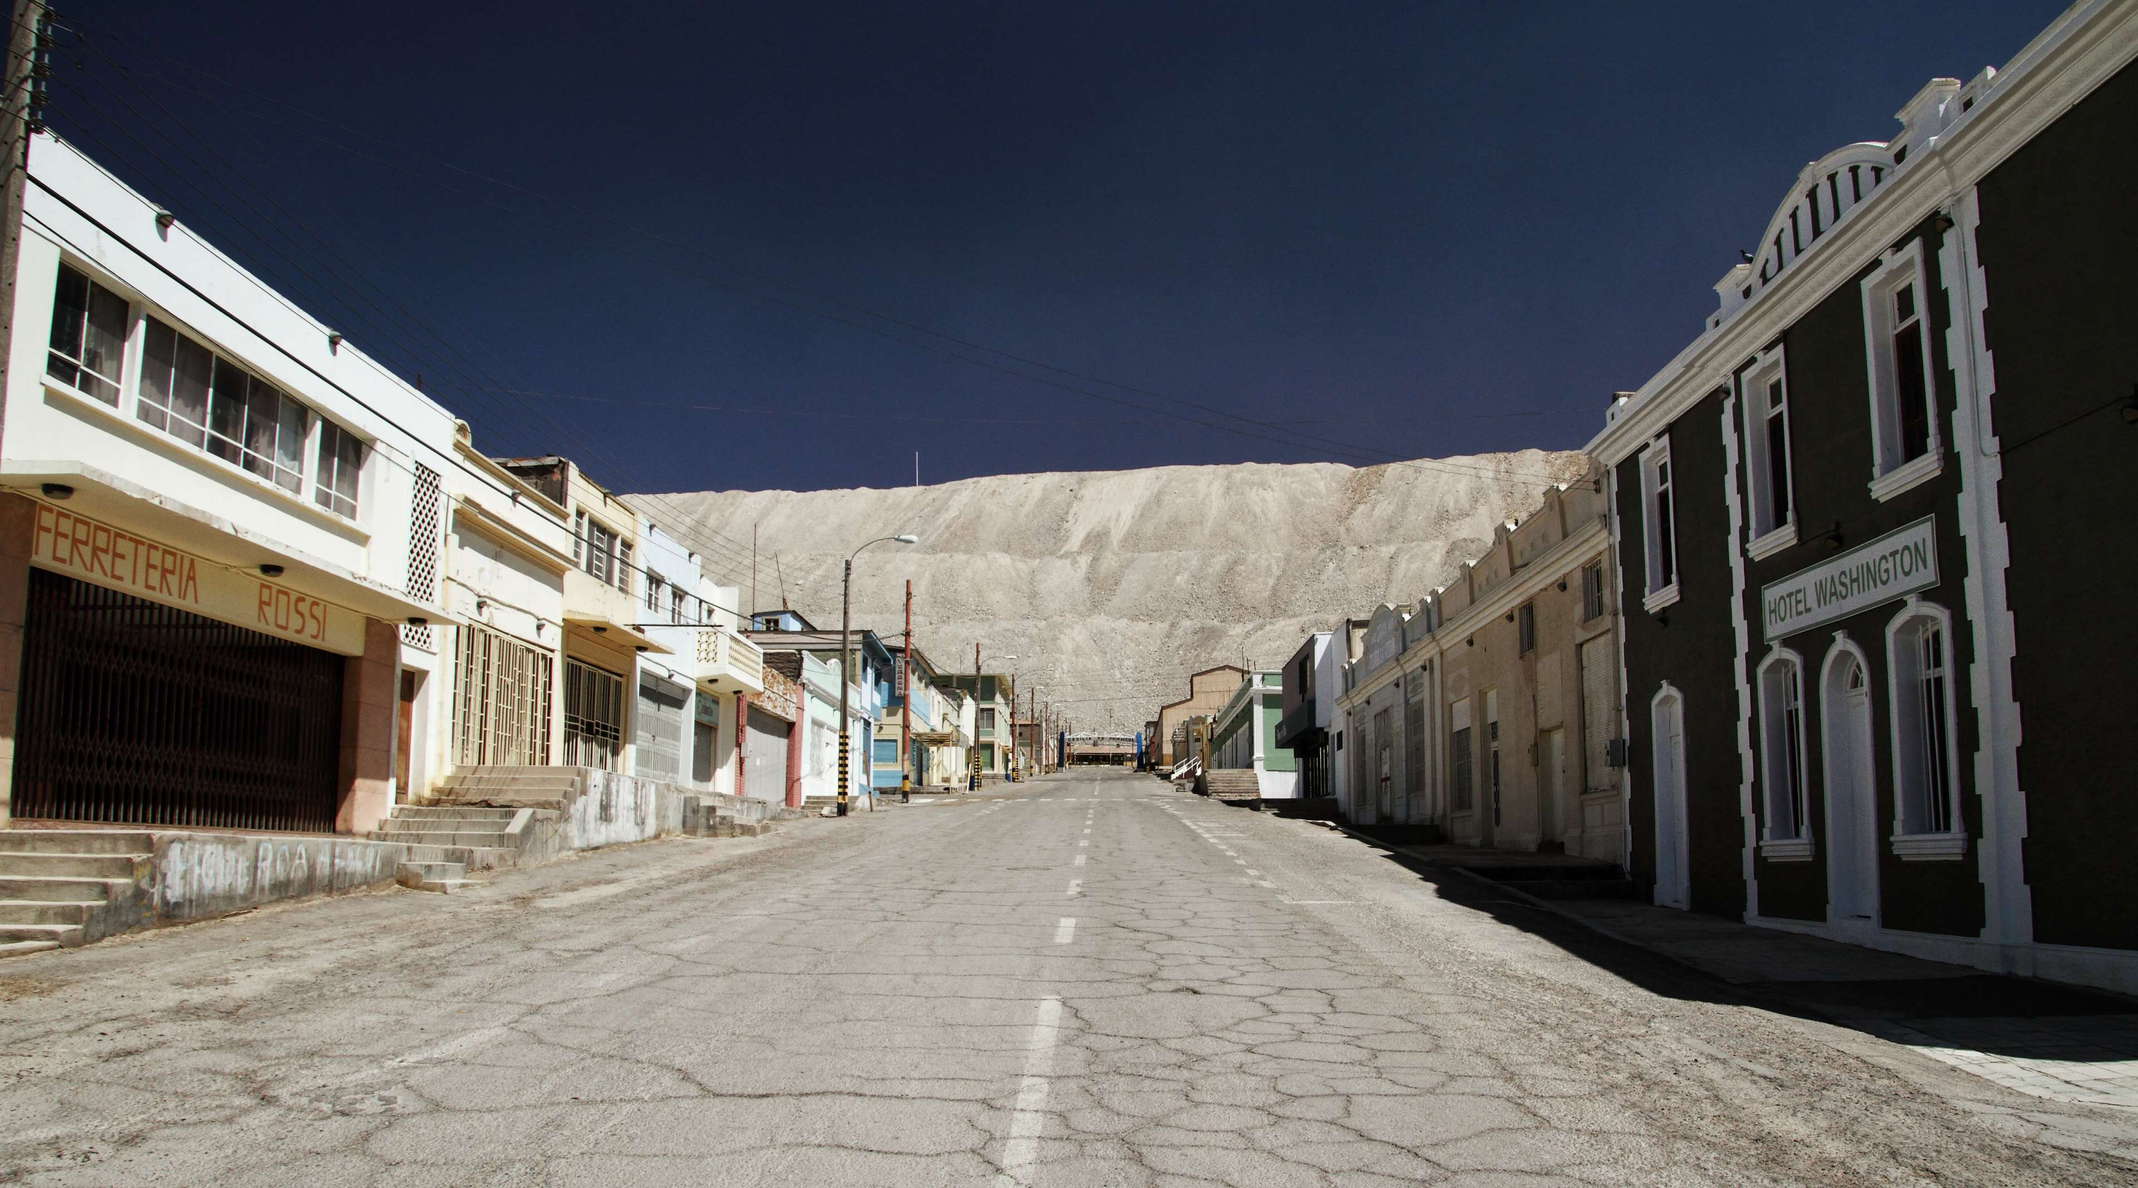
1315;818;2138;1111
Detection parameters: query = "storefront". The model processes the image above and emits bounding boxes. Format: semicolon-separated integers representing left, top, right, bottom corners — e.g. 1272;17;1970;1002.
5;493;430;833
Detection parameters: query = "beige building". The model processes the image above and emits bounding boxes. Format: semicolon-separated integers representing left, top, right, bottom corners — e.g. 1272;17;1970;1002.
1155;664;1247;767
496;457;669;773
1425;475;1620;857
1334;472;1622;860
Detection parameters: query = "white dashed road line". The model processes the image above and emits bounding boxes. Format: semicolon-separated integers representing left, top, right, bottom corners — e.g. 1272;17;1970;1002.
994;995;1064;1187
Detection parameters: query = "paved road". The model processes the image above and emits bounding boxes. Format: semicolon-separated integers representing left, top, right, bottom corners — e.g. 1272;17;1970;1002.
2;769;2135;1185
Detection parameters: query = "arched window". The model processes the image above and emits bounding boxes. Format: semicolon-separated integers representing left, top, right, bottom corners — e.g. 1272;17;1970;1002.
1887;603;1964;848
1756;650;1811;851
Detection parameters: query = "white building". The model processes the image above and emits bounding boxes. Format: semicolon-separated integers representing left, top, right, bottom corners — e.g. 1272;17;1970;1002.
1;132;458;835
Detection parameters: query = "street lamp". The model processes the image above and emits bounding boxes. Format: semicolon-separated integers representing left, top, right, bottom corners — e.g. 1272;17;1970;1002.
838;533;918;817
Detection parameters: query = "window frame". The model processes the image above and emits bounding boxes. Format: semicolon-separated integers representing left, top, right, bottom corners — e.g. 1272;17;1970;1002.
44;258;368;520
1517;601;1536;656
46;262;129;405
1638;438;1680;612
1755;648;1813;859
1885;600;1967;858
1741;348;1798;558
1860;243;1944;500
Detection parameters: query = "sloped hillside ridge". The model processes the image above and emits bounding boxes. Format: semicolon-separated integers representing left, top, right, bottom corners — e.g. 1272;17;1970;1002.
639;449;1590;731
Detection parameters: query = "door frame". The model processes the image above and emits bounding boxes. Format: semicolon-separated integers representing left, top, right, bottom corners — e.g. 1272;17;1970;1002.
1820;637;1881;934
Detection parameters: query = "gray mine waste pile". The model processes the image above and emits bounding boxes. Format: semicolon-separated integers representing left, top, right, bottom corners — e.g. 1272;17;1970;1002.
637;449;1591;727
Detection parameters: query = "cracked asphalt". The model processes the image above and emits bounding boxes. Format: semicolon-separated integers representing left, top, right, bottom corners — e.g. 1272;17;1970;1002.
2;768;2136;1186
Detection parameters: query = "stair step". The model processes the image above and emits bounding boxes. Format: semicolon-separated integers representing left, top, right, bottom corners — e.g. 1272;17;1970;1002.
377;817;513;832
0;830;155;855
383;805;521;819
0;876;126;903
0;940;61;959
376;830;523;849
0;922;85;946
0;899;99;925
397;860;470;894
0;852;142;878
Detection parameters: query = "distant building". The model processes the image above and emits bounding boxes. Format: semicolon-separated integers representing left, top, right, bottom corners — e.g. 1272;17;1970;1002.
1154;664;1247;769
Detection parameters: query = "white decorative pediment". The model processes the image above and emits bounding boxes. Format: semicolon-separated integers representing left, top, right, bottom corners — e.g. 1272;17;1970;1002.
1706;72;1997;332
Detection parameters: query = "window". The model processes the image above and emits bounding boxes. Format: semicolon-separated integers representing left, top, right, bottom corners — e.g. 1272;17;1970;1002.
138;315;312;497
1862;246;1941;491
646;574;664;613
314;420;363;517
47;264;129;404
1581;562;1605;622
1517;602;1536;655
1639;440;1678;606
578;515;628;592
672;588;689;624
978;707;997;735
1889;606;1962;850
873;738;898;764
1757;653;1810;849
1742;352;1794;545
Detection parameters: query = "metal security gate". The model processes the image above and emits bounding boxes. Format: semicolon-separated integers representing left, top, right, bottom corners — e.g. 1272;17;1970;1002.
15;568;344;831
634;675;686;780
563;659;626;770
453;623;553;767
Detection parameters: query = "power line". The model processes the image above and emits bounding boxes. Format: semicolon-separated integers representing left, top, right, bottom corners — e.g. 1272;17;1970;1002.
67;23;1588;491
49;35;791;597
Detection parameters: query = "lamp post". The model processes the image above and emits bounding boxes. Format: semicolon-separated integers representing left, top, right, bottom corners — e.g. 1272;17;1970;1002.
838;533;917;817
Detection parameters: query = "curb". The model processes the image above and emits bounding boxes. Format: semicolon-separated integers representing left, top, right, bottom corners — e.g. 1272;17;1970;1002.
1304;815;1725;986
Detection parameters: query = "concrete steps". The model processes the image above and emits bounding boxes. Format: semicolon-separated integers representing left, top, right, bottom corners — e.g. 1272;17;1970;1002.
0;831;153;957
370;805;524;871
1199;770;1262;801
396;860;472;894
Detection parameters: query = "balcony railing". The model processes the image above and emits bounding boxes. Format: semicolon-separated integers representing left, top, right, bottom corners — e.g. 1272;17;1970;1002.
694;626;766;694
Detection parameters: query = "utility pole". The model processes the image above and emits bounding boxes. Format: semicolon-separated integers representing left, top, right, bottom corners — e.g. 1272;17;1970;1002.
970;642;982;791
899;579;912;802
0;0;51;463
750;523;757;616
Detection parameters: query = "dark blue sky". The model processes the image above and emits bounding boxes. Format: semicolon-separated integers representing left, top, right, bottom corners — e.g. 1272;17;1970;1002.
56;1;2065;493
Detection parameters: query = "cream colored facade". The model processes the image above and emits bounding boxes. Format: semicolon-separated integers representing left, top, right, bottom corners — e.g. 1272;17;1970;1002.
1155;664;1247;766
1334;474;1623;860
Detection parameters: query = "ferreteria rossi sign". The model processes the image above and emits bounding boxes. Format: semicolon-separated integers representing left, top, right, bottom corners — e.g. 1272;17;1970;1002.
31;501;366;655
1762;517;1938;640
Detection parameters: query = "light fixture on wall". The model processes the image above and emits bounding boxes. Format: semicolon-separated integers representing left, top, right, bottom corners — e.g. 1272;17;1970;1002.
154;209;175;231
406;616;429;626
39;482;73;500
475;597;489;614
1505;611;1515;622
592;625;608;634
1556;580;1568;592
258;564;285;577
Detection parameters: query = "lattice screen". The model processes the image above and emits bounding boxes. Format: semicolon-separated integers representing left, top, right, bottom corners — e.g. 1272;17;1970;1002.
401;462;441;649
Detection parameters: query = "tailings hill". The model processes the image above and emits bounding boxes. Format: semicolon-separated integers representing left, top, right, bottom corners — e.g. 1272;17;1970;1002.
638;450;1589;727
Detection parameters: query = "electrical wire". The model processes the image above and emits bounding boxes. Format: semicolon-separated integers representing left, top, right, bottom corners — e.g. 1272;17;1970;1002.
64;22;1590;491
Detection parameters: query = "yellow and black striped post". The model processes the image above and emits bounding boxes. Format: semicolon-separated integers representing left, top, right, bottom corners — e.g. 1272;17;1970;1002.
837;730;850;817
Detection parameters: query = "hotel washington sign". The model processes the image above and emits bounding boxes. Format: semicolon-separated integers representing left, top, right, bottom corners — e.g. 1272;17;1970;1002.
1762;517;1938;641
